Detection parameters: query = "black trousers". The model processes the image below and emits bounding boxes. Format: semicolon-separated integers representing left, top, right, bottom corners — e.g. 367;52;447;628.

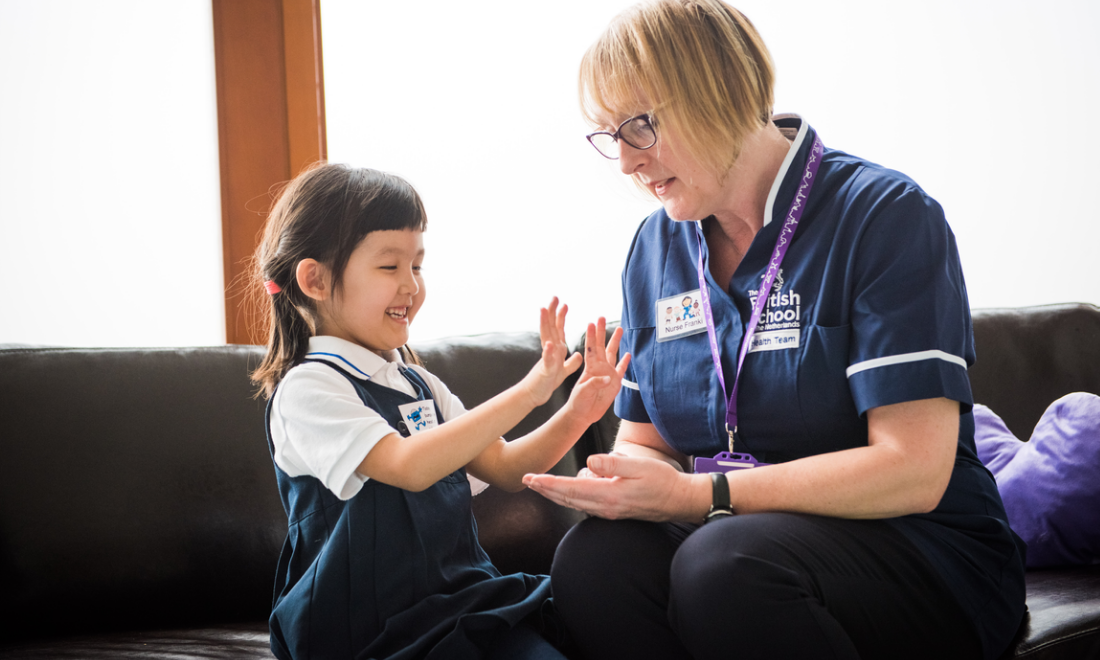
550;513;984;660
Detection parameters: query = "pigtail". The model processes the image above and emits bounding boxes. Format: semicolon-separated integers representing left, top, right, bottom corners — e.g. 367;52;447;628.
252;274;318;398
250;170;323;399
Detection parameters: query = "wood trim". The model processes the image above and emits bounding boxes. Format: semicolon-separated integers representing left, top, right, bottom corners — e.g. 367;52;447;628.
212;0;326;345
283;0;327;175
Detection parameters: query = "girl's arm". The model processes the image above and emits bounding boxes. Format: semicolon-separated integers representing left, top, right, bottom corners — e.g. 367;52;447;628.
357;299;583;492
523;397;958;521
467;317;631;492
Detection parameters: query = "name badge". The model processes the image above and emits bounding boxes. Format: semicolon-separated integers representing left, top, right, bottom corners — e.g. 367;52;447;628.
656;290;709;342
397;400;438;435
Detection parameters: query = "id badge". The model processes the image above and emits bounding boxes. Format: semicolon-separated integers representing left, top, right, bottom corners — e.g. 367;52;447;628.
656;290;709;342
694;452;770;473
397;400;438;435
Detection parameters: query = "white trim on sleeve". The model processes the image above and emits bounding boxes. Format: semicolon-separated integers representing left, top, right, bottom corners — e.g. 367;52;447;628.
622;379;640;391
845;350;967;379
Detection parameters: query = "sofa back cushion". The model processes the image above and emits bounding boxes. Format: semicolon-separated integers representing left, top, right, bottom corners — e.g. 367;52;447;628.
580;304;1100;460
0;334;585;640
0;345;282;639
970;303;1100;439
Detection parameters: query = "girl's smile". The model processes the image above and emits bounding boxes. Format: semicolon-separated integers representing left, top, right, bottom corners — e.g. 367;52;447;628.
315;229;426;355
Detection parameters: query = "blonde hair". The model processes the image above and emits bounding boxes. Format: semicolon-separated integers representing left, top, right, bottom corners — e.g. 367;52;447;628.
580;0;774;180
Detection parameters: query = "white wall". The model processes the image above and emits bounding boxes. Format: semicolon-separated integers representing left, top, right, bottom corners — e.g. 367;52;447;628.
0;0;223;347
323;0;1100;344
1;0;1095;347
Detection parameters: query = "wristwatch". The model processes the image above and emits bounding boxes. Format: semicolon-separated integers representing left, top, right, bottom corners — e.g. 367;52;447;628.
705;472;734;523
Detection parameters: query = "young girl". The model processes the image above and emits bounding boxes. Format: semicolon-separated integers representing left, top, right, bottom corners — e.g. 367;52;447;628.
251;163;628;660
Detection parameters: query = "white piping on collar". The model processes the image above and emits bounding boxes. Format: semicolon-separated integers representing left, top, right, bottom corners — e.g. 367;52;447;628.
761;116;810;227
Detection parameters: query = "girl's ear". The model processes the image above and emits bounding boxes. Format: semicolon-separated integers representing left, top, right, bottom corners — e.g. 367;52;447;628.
296;258;331;302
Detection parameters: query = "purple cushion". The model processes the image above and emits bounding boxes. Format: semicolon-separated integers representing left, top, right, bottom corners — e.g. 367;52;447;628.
973;392;1100;568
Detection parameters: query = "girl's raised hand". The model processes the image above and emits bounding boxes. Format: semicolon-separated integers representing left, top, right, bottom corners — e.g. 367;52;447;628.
567;318;630;425
519;298;584;407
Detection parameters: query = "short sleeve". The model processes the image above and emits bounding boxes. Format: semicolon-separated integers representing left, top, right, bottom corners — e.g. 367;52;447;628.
614;337;652;423
271;364;397;500
614;223;654;425
845;184;974;414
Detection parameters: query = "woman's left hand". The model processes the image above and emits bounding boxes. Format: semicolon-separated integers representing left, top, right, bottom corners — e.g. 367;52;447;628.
523;452;709;522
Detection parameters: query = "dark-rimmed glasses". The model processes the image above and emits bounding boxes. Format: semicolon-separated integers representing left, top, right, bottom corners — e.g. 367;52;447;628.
586;114;657;160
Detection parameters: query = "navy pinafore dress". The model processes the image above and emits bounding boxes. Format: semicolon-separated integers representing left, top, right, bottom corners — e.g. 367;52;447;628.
265;360;551;660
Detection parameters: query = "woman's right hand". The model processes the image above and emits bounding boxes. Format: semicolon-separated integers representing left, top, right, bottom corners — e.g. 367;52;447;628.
520;297;584;407
524;452;711;522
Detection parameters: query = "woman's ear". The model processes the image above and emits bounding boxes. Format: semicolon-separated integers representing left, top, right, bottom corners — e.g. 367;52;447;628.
296;258;331;302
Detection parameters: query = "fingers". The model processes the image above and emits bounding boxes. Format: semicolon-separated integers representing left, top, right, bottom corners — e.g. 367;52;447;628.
522;473;612;512
616;352;632;378
539;303;552;343
563;351;584;376
540;297;570;347
585;451;645;478
605;325;623;363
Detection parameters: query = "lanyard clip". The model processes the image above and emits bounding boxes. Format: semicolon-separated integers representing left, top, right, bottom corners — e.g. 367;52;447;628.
726;424;736;453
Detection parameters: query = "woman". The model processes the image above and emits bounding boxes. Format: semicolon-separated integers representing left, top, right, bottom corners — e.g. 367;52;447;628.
522;1;1027;658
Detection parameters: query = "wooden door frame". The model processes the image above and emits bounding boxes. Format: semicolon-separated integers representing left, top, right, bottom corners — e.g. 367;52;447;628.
212;0;326;345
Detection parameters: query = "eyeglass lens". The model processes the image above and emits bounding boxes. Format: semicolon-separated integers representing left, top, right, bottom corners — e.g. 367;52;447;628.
590;116;657;159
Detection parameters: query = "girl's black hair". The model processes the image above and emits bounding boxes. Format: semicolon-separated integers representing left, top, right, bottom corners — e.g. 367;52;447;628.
251;163;427;397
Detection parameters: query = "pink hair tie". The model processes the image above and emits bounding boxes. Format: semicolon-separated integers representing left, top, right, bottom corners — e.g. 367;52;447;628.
264;280;282;295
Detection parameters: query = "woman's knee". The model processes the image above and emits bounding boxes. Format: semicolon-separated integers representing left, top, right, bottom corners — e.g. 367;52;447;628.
668;516;806;621
551;517;681;603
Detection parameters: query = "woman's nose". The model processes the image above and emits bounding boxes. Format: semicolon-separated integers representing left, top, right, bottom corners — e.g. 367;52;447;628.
618;141;647;175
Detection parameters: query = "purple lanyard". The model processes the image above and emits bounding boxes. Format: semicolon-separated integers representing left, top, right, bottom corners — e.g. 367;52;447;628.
695;133;824;452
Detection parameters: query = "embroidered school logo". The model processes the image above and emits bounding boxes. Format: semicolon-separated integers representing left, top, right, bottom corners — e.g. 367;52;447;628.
747;269;802;353
397;401;438;435
407;408;427;430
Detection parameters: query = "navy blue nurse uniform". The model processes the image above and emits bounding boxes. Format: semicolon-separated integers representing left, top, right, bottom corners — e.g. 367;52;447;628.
613;116;1026;658
266;361;551;660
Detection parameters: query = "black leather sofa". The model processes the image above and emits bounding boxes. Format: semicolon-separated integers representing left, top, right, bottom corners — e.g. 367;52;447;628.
1;303;1098;659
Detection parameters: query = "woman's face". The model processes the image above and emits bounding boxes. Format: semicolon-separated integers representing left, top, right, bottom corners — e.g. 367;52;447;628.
616;118;730;222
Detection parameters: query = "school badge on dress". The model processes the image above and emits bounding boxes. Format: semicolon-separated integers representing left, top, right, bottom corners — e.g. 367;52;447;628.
656;289;709;342
397;400;438;435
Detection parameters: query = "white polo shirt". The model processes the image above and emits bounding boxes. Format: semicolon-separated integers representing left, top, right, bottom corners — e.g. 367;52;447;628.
270;335;488;500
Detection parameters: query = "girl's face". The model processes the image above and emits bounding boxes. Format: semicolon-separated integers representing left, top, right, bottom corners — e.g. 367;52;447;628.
319;229;425;355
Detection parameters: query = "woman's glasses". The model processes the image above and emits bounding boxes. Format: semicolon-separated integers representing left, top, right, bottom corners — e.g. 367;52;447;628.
586;114;657;160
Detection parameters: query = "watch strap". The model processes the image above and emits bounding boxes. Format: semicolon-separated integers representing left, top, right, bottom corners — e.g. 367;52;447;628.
705;472;734;523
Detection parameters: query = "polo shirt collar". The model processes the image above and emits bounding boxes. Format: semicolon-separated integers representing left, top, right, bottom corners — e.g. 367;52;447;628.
304;336;404;381
762;113;810;228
